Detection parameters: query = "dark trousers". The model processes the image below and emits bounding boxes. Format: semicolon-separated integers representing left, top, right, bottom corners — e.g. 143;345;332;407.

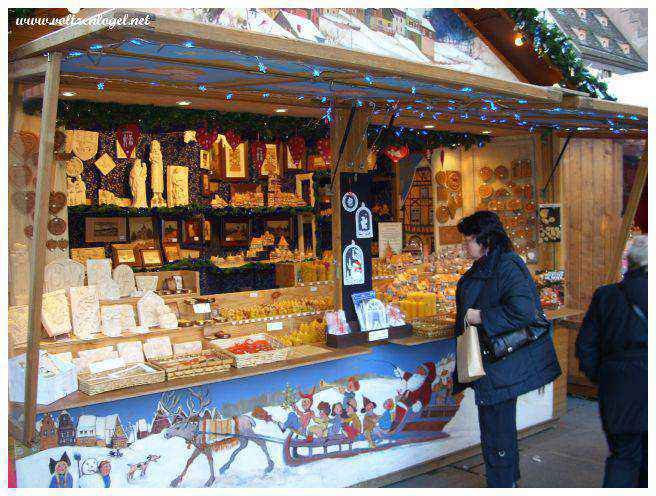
604;431;648;487
478;397;520;488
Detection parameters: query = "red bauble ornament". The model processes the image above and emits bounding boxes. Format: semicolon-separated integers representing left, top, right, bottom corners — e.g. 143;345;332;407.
288;136;306;166
224;130;242;150
383;145;409;163
440;149;445;165
196;126;219;150
251;141;267;171
116;124;141;157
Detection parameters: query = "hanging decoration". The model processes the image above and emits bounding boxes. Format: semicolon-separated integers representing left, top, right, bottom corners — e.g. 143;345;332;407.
316;137;332;165
342;240;365;286
423;148;433;163
383;145;409;163
342;191;358;213
251;140;267;171
224;129;242;150
115;123;140;158
195;126;218;150
355;202;373;239
287;136;306;167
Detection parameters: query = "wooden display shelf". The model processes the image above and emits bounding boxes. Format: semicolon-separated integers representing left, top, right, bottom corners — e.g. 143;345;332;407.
35;344;371;413
99;292;199;307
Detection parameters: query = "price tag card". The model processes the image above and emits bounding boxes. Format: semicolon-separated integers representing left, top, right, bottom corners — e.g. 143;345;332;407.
267;321;283;332
193;303;211;314
368;329;389;341
310;286;318;292
250;292;259;298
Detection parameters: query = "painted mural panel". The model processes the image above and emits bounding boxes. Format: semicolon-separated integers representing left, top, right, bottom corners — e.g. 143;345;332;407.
144;8;520;82
14;342;552;488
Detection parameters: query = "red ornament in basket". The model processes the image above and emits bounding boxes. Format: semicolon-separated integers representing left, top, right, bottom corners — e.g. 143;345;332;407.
316;137;332;165
227;338;273;355
288;136;306;166
196;126;219;150
251;140;267;171
383;145;409;163
224;129;242;150
116;124;141;158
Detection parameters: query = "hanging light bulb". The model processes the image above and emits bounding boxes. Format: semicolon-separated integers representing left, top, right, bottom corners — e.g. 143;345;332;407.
514;33;524;47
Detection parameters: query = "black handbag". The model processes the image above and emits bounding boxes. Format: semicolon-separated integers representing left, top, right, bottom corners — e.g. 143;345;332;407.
479;257;552;362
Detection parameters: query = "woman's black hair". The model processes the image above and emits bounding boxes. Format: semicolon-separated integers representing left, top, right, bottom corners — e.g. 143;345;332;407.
457;211;513;253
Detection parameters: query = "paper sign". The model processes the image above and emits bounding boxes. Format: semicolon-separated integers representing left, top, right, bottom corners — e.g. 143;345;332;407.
378;222;403;255
310;286;318;292
267;321;283;332
193;303;211;314
368;328;389;341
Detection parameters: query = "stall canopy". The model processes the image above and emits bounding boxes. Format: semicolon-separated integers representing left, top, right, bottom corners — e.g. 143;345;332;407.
10;9;648;139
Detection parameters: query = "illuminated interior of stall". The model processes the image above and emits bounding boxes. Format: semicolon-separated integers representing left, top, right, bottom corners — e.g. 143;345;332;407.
8;9;647;444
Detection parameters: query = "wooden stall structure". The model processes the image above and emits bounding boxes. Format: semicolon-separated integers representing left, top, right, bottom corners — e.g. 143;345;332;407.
8;8;647;488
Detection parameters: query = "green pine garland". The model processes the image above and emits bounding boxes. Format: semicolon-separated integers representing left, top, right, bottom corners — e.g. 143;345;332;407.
23;99;489;151
506;8;615;100
134;258;275;275
69;203;315;218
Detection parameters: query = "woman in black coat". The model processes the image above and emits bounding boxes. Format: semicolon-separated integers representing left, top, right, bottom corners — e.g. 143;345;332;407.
453;211;561;487
576;235;648;488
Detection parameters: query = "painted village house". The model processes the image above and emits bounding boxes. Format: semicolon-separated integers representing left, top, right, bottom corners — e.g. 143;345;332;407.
149;407;171;435
137;418;150;439
37;414;58;451
403;166;435;256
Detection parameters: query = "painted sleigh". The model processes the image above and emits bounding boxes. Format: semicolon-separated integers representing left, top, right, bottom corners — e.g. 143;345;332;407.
283;389;465;467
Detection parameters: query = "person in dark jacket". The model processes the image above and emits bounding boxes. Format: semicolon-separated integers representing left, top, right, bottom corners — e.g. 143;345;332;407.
452;211;562;488
576;234;648;488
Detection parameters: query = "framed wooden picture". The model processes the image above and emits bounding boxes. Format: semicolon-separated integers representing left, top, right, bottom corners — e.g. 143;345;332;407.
183;218;202;244
200;149;211;170
162;243;181;263
295;172;315;207
265;217;291;241
180;248;200;259
203;220;212;242
221;217;250;246
84;217;127;243
201;172;212;196
70;246;107;265
139;248;163;267
129;216;157;244
259;143;282;177
284;145;305;171
161;219;180;243
219;137;249;180
111;243;139;267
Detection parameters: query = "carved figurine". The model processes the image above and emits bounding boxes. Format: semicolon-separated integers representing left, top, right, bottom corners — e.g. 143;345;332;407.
149;140;166;207
129;158;148;208
166;165;189;207
66;176;87;206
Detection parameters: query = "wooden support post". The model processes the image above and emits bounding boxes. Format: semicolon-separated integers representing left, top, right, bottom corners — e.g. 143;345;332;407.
23;53;61;445
330;108;370;316
605;143;648;284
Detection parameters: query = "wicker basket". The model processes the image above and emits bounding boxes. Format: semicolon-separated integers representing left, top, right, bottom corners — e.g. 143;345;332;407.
148;350;233;380
412;316;456;339
210;333;290;368
78;363;165;395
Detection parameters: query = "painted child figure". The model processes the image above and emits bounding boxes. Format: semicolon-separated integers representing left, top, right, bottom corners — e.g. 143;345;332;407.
341;401;362;442
361;397;383;448
278;388;316;440
308;401;331;440
378;398;396;432
338;376;360;411
328;403;345;439
98;460;111;488
49;452;73;488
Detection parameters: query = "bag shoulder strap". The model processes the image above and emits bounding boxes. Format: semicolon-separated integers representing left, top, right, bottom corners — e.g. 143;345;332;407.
617;283;647;326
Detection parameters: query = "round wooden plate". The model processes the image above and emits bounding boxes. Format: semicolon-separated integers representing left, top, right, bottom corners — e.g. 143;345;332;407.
495;165;510;181
435;170;446;186
11;190;35;214
66;157;84;177
446;170;461;191
57;239;69;249
48;217;67;236
479;167;493;182
49;192;67;214
478;184;494;199
436;205;450;223
9;164;34;189
524;201;536;213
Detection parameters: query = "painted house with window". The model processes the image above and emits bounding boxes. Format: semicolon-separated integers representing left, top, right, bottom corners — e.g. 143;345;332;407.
38;413;58;450
56;411;76;446
547;8;647;79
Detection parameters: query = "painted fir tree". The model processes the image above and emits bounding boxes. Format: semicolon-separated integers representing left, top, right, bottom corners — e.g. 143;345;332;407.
281;383;298;411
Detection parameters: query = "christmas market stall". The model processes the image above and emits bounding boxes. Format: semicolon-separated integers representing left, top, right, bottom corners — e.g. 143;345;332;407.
8;9;647;488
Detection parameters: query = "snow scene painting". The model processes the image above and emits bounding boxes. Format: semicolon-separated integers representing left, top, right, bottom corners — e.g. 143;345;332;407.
145;8;520;82
15;343;553;488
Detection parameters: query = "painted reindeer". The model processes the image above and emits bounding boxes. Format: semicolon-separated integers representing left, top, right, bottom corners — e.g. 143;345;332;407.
160;387;275;487
126;454;161;482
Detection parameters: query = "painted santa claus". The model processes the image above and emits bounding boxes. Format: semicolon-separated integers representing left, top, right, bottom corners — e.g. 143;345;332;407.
390;362;437;430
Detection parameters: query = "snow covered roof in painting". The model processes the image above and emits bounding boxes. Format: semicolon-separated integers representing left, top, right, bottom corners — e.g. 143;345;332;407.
76;414;96;435
421;18;435;32
137;418;149;432
278;10;324;42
